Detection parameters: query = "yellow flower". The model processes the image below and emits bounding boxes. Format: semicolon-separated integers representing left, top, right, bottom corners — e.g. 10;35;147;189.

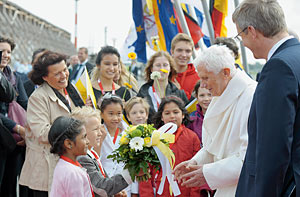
120;134;129;145
128;52;137;60
124;82;133;89
160;69;169;73
127;125;138;134
144;137;152;147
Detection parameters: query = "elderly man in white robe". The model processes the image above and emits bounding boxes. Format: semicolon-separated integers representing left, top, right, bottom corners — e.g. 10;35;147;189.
173;45;257;197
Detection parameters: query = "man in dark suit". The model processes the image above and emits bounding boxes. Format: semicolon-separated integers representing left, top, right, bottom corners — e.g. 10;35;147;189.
69;47;95;83
232;0;300;196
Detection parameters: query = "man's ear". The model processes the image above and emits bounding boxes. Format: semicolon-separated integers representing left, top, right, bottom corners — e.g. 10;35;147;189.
223;68;231;77
248;26;257;39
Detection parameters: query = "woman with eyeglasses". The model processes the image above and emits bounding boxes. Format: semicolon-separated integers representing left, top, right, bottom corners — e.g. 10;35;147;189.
19;51;85;197
91;46;131;102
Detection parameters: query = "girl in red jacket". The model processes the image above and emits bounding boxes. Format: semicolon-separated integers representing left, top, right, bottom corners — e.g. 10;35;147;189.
139;96;202;196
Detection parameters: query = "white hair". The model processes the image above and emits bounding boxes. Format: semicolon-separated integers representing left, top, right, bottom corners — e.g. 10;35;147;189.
194;45;237;76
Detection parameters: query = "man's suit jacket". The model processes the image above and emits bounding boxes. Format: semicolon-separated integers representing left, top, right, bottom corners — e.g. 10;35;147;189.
69;61;95;82
24;80;35;98
77;154;128;197
236;38;300;197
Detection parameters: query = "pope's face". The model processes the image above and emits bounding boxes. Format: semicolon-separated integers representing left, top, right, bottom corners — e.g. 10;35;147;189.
197;65;230;97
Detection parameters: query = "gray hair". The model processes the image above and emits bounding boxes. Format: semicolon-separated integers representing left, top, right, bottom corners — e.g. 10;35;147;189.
232;0;287;37
194;45;236;77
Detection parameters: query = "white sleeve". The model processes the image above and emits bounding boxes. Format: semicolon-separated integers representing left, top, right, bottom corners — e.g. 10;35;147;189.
202;153;244;190
191;148;214;165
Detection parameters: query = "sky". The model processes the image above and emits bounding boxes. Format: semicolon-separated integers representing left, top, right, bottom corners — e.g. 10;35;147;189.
8;0;300;63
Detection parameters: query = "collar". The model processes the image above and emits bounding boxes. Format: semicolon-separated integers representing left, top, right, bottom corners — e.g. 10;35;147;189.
80;59;88;65
267;36;293;60
205;70;256;119
87;148;99;160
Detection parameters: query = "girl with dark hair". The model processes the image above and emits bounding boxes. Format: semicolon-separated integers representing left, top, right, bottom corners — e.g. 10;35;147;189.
48;116;93;197
19;51;85;196
137;51;188;123
187;80;212;144
98;93;129;196
139;95;201;197
91;46;131;102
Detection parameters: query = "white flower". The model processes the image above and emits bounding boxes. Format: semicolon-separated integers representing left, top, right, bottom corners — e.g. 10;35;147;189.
129;137;144;152
150;71;161;80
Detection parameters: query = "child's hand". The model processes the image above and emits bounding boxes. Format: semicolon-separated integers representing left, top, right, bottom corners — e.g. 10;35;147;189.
114;190;127;197
85;95;93;107
99;124;107;143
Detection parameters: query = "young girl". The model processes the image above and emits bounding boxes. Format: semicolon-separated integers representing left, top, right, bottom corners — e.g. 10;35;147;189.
125;97;149;126
92;46;131;102
72;106;132;197
139;96;201;197
98;93;130;196
48;116;93;197
124;97;150;197
187;80;212;144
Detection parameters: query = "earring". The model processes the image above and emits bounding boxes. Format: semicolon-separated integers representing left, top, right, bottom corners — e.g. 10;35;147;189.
69;145;72;149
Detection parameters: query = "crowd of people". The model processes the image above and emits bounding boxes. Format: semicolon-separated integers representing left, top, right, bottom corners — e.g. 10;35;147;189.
0;0;300;196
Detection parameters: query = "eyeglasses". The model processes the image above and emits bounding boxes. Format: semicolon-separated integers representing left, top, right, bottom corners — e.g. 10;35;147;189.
234;27;248;42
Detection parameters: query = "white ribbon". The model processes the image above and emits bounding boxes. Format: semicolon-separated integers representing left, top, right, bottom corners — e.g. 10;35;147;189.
155;123;181;196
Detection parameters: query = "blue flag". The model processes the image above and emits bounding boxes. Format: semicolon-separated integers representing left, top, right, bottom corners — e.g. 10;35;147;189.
132;0;147;63
156;0;179;52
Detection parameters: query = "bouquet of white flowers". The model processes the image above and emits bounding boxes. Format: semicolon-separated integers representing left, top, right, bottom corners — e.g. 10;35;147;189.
108;124;174;181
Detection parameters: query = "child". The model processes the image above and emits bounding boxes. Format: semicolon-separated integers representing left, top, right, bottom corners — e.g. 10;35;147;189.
48;116;93;197
139;96;201;197
187;80;212;144
72;106;133;197
125;97;149;126
124;97;150;197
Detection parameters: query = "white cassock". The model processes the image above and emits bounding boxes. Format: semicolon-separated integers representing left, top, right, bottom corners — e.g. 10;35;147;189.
192;70;257;197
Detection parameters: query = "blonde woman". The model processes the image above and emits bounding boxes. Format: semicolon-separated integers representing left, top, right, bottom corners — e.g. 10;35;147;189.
137;51;188;123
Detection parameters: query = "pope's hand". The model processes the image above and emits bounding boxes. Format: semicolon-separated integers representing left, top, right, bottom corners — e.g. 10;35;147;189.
173;159;197;183
180;164;208;188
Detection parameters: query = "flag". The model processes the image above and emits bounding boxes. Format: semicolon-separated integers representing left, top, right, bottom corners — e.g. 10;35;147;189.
120;24;137;62
176;9;204;47
210;0;228;37
75;68;97;109
153;0;179;52
185;98;198;114
132;0;147;63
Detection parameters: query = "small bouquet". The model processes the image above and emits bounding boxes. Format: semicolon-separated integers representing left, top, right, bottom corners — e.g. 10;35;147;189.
107;124;173;182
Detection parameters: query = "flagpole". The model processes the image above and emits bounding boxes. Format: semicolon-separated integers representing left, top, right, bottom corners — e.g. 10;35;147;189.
74;0;79;49
173;0;197;59
201;0;215;44
233;0;249;73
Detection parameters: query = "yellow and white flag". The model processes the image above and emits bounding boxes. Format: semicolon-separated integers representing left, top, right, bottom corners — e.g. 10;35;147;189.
75;68;97;109
185;98;198;114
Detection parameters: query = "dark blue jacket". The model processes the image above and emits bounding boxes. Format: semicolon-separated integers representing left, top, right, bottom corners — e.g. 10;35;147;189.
236;38;300;197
